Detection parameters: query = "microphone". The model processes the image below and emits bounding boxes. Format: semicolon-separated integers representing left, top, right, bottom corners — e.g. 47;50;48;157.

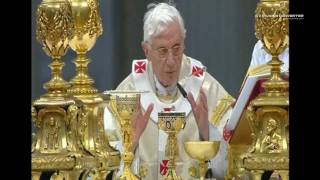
177;82;187;98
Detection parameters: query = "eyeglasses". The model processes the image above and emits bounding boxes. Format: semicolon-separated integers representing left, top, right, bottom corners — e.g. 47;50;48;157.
151;44;184;59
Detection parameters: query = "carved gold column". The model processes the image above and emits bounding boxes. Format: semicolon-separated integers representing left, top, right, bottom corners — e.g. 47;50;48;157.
67;0;120;179
32;0;97;179
242;0;289;179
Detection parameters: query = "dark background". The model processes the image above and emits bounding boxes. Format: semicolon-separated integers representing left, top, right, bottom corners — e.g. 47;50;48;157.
32;0;259;100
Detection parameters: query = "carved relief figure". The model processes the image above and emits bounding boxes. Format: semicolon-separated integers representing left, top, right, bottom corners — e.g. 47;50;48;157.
32;106;38;152
261;118;281;153
45;117;60;150
67;104;79;151
79;105;89;146
246;107;258;153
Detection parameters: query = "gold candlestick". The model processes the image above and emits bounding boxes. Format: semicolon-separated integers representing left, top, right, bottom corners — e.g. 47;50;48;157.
67;0;120;179
158;112;186;180
34;0;75;154
184;141;220;180
32;0;97;179
240;1;289;179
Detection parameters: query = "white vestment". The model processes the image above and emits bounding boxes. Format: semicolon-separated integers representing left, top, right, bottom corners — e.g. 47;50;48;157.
104;54;234;180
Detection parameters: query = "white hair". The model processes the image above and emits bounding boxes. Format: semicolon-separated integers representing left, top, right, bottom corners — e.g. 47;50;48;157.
143;2;186;43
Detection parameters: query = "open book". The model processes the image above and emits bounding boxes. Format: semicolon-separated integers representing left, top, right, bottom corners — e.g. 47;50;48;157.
225;68;289;133
225;72;269;132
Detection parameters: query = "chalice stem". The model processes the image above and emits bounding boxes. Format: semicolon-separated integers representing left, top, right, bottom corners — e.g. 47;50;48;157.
51;58;63;78
44;58;70;94
269;55;282;81
166;133;181;180
70;52;95;87
120;127;138;180
120;152;139;180
75;53;89;77
199;161;206;180
169;133;176;171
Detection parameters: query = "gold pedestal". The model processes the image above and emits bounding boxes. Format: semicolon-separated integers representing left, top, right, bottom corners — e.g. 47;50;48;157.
226;1;289;179
241;0;289;179
67;0;120;179
32;0;98;179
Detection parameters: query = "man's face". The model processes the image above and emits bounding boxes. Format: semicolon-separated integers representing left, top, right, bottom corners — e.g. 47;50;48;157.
142;23;184;87
266;119;276;134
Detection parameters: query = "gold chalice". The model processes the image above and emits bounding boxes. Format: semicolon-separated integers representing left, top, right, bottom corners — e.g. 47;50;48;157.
107;90;146;180
158;112;186;180
184;141;220;180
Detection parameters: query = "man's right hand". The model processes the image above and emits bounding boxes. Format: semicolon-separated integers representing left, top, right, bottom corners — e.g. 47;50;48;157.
132;103;154;151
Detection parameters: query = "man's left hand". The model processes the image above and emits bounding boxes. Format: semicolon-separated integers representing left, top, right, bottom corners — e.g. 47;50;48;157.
187;88;209;140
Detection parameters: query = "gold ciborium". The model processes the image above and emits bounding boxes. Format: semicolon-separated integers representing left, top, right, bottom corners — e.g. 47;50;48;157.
184;141;220;180
158;112;186;180
68;0;103;96
108;90;145;180
254;0;289;100
36;0;74;99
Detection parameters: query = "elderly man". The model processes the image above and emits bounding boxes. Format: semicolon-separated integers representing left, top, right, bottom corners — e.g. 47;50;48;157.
104;2;233;179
